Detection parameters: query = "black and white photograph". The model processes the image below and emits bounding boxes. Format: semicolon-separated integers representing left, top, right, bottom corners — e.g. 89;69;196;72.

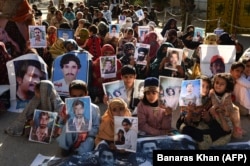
28;25;46;48
179;79;202;106
102;80;126;102
6;54;48;112
132;79;145;107
100;55;117;79
164;47;183;71
159;76;183;110
135;43;150;66
114;116;138;152
138;26;149;43
65;97;92;133
29;109;57;144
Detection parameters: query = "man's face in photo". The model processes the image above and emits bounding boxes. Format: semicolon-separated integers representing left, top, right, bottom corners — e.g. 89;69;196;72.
142;142;157;159
122;122;131;132
18;66;44;93
186;84;193;93
170;53;179;66
74;104;84;119
138;51;146;61
62;61;79;82
34;29;42;40
99;150;114;166
210;60;225;75
62;32;69;40
105;60;112;70
39;114;49;129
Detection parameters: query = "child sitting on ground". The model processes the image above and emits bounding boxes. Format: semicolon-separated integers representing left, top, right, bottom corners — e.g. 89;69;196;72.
57;80;101;156
137;77;172;136
95;98;131;149
209;73;243;139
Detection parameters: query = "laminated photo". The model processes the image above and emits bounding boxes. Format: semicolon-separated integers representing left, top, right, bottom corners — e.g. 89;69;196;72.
100;55;117;79
138;26;149;42
132;79;144;107
164;47;183;71
57;28;74;40
6;54;48;113
135;43;150;66
135;9;144;21
65;97;92;133
29;25;47;48
102;80;126;102
159;76;183;110
29;109;57;144
179;79;202;106
200;45;235;77
52;51;89;97
109;24;120;38
114;116;138;152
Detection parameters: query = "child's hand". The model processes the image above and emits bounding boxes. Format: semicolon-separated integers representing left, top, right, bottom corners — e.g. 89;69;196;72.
160;104;172;115
201;109;210;122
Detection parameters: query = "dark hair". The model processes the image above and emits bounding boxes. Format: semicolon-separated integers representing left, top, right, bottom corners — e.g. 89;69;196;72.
166;87;175;96
113;89;121;97
122;118;132;125
121;65;136;75
59;22;71;29
72;99;84;113
212;73;234;93
69;80;88;95
138;47;148;54
60;53;81;69
99;148;115;160
169;50;179;59
34;27;42;32
111;25;117;30
39;111;49;120
15;60;45;79
140;140;157;150
230;61;245;71
138;82;144;91
241;56;250;65
125;27;134;35
88;25;98;34
196;75;212;89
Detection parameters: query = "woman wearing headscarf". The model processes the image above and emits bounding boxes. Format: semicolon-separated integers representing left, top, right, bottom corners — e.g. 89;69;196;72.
49;38;67;59
91;44;122;103
46;26;57;47
161;18;179;37
95;98;131;147
5;80;65;136
142;31;160;63
149;42;174;78
76;28;89;47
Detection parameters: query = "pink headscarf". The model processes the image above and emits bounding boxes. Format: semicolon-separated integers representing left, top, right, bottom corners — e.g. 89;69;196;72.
143;31;160;61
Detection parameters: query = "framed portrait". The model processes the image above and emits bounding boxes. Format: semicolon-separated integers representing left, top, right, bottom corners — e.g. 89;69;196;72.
114;116;138;152
132;79;144;108
164;47;183;71
179;79;202;106
6;54;48;113
138;26;149;43
200;45;235;77
159;76;183;110
135;9;145;21
28;25;47;48
135;43;150;66
65;97;92;133
29;109;58;144
183;48;195;59
109;24;120;38
57;28;74;40
102;80;126;101
51;51;89;97
100;55;117;79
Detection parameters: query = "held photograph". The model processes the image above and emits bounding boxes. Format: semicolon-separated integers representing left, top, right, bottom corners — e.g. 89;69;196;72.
57;28;74;40
100;55;117;79
65;97;92;133
102;80;126;102
28;25;47;48
164;47;183;71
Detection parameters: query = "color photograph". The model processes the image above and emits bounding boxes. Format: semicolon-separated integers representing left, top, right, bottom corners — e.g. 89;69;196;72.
164;47;183;71
100;55;117;79
102;80;126;102
65;97;92;133
29;109;57;144
52;51;89;97
57;28;74;40
29;25;47;48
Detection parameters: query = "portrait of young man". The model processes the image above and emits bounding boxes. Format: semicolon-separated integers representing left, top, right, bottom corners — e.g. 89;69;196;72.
53;53;82;96
14;60;46;109
29;26;46;47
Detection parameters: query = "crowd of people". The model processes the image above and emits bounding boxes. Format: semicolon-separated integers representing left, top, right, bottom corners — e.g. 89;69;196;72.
1;0;250;165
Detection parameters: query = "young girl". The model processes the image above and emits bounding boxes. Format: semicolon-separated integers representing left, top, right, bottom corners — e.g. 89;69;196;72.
95;98;131;149
209;73;243;139
177;75;232;149
137;77;172;136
